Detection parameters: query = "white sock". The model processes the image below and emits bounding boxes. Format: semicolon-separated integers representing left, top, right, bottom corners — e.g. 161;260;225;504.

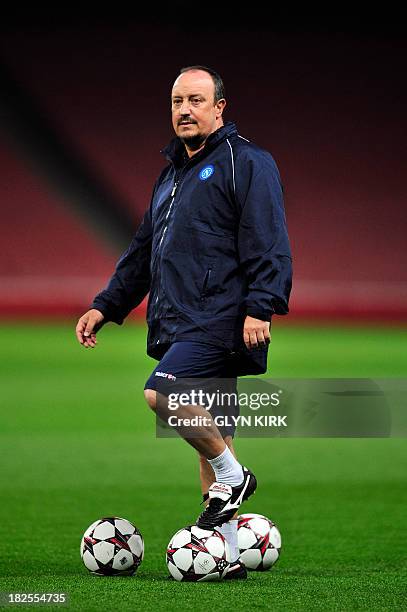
218;520;239;563
207;446;244;487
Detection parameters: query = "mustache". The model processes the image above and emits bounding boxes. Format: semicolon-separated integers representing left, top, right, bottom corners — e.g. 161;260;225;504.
178;117;197;125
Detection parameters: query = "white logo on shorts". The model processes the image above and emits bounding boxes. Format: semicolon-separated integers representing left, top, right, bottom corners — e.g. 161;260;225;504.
155;371;177;381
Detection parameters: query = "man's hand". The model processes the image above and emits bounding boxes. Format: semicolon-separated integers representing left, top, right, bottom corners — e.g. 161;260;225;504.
243;315;271;349
75;309;104;348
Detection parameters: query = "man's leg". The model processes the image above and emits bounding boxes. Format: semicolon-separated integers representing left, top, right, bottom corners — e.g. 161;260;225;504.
143;342;256;530
144;387;256;530
144;388;240;464
198;435;237;495
198;436;243;578
148;385;243;573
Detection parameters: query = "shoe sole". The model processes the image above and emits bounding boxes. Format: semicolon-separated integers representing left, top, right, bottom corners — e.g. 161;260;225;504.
224;568;247;580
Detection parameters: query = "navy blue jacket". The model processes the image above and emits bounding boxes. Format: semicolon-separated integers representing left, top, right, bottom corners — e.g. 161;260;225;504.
91;122;292;375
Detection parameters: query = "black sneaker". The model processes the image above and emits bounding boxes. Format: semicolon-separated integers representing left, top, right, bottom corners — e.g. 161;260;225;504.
224;560;247;580
196;467;257;529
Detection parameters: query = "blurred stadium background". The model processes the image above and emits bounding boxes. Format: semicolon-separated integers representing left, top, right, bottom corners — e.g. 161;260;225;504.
1;17;406;610
1;20;406;323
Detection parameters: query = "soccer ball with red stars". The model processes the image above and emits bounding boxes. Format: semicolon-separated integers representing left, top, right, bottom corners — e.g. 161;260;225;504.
237;513;281;571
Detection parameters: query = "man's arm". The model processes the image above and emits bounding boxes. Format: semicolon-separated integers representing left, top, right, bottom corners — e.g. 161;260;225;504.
75;206;153;348
236;151;292;348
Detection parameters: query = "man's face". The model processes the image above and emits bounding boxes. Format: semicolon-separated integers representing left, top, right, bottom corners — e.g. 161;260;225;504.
171;70;225;150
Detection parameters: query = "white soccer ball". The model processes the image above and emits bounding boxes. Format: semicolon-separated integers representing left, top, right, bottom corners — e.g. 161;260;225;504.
166;525;230;581
80;517;144;576
237;513;281;571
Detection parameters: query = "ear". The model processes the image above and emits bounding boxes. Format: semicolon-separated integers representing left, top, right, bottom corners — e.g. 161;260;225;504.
215;98;226;118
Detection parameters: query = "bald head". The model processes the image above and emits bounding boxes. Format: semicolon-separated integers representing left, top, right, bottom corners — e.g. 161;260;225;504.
176;65;225;102
173;69;216;103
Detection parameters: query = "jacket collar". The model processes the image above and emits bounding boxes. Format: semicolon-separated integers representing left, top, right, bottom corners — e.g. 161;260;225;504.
161;121;238;168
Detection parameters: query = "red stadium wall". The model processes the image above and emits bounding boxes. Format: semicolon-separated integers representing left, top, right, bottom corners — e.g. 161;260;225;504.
0;25;405;321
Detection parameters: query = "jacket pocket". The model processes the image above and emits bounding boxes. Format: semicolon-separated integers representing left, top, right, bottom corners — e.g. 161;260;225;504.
201;266;213;298
191;218;235;239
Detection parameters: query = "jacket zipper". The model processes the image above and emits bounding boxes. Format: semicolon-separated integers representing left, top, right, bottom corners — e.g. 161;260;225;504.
166;182;178;219
158;130;232;248
153;180;178;322
161;152;201;237
154;155;209;342
153;139;239;354
157;181;178;251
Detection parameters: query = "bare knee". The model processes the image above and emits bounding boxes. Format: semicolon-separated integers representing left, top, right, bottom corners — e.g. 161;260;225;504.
144;388;157;411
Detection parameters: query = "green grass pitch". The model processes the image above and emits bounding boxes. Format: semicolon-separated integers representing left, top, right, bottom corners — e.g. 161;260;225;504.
0;322;406;610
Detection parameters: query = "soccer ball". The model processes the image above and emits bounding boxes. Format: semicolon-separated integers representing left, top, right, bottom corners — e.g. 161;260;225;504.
237;513;281;571
166;525;230;581
80;517;144;576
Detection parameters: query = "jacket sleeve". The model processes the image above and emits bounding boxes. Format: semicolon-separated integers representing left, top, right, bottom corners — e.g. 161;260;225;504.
236;151;292;320
90;205;153;325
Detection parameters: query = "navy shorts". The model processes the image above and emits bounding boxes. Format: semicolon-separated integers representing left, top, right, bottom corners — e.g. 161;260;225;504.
144;341;240;438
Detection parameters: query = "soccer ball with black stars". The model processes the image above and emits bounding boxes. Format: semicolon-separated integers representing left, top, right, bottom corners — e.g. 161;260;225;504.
80;517;144;576
167;525;230;581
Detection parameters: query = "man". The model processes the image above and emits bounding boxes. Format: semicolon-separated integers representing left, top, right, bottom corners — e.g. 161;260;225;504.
75;66;292;579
